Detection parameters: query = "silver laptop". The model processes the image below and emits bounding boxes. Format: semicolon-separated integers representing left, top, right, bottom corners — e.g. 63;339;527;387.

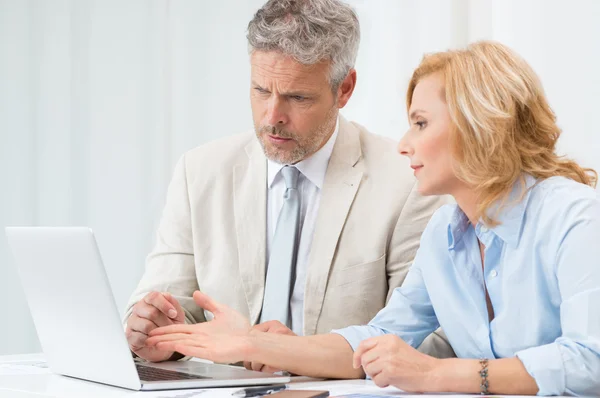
5;227;290;391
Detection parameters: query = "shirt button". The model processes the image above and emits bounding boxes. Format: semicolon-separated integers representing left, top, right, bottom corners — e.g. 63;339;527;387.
480;226;488;233
489;270;498;278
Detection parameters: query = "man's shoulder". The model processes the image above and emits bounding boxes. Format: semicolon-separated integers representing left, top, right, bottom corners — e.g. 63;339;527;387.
347;120;413;180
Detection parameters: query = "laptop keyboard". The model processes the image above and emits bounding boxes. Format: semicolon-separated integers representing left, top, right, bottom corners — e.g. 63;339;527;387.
136;364;210;381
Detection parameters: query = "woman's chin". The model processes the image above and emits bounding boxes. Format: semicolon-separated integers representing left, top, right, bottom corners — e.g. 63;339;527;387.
416;182;434;196
417;181;447;197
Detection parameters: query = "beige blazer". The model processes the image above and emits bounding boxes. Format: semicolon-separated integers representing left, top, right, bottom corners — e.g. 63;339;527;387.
124;117;453;357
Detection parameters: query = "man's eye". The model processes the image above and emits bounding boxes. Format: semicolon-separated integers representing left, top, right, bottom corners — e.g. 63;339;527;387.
254;87;269;94
290;95;305;101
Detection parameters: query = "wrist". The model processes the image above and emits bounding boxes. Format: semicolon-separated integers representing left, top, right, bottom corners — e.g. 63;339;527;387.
424;357;446;392
430;358;481;394
428;358;460;392
242;329;261;362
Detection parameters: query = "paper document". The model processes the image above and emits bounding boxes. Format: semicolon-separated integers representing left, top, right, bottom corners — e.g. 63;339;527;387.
0;360;51;376
128;391;207;398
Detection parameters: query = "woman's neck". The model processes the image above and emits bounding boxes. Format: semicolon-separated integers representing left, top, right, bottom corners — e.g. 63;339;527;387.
451;186;480;226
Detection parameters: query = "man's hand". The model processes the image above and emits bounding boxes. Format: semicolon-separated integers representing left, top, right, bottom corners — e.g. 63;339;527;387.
353;334;440;392
243;320;296;373
126;291;185;362
146;291;252;364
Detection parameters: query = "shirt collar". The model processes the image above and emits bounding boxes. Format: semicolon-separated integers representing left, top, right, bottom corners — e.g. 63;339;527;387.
447;174;537;249
267;116;339;189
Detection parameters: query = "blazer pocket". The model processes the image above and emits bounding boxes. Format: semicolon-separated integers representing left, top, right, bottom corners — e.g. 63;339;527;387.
330;253;386;287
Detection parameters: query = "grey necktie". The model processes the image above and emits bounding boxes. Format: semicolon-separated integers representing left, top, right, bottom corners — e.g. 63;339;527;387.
260;166;301;327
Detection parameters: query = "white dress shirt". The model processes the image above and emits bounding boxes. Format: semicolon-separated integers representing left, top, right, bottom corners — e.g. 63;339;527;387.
266;118;339;335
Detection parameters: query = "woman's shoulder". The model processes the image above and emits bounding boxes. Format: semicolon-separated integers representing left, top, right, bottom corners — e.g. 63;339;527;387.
526;177;600;236
530;176;599;215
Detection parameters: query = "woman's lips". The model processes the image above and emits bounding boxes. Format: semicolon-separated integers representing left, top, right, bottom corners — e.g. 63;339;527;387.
411;165;423;175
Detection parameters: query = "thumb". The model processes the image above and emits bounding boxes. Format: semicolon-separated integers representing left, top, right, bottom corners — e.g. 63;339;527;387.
163;292;185;321
193;291;221;315
252;321;275;332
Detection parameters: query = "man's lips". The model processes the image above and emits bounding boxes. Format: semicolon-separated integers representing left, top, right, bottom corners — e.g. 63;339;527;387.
267;135;293;143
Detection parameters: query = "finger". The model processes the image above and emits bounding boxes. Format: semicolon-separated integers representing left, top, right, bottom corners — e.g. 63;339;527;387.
173;344;211;360
252;321;275;332
128;316;159;335
253;321;295;336
147;333;196;346
127;329;149;350
243;361;252;371
358;346;381;368
192;291;222;315
149;323;196;337
275;328;295;336
163;292;187;321
144;291;178;319
268;325;295;335
155;341;190;354
155;340;210;360
372;370;390;388
251;361;265;372
134;303;174;327
253;320;283;332
362;358;385;380
353;338;378;369
260;366;283;374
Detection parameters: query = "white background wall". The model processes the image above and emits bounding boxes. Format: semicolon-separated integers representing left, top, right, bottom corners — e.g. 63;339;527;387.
1;0;599;355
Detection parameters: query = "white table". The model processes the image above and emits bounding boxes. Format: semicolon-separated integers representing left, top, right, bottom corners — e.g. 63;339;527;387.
0;354;544;398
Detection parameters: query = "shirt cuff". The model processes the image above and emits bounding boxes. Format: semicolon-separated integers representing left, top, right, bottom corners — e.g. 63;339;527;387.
516;343;565;396
331;325;388;352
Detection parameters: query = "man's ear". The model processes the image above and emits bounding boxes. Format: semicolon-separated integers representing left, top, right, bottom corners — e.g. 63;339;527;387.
336;69;357;109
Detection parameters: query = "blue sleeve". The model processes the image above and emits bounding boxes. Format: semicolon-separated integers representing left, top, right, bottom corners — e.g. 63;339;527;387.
516;194;600;396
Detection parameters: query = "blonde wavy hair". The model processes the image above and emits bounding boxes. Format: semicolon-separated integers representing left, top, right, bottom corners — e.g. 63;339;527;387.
407;41;597;226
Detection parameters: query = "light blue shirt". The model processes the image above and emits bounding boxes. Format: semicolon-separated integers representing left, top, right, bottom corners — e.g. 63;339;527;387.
333;175;600;396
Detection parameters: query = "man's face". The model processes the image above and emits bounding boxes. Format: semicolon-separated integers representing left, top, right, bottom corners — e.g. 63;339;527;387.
250;51;339;164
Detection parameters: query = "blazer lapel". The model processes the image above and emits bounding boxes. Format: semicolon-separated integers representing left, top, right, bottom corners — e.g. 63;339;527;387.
234;139;267;325
303;116;364;335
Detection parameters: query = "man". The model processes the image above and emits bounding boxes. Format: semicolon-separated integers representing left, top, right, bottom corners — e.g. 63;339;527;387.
124;0;451;364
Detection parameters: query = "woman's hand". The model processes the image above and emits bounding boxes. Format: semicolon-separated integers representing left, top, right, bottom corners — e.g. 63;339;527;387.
353;334;440;392
146;291;253;364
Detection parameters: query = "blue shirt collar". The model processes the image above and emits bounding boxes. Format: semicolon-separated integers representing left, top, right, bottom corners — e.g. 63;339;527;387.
447;174;537;249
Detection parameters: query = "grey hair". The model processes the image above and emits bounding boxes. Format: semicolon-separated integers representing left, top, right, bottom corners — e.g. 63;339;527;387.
247;0;360;90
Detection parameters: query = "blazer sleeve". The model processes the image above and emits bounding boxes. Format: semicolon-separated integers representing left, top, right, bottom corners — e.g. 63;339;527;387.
385;181;450;300
122;154;206;327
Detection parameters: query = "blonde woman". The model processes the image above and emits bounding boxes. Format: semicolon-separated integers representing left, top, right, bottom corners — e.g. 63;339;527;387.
146;41;600;396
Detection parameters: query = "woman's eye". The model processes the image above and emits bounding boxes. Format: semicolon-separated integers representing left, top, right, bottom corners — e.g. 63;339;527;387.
416;121;427;129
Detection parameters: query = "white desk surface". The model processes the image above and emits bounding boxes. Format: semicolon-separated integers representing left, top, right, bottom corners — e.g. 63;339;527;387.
0;354;550;398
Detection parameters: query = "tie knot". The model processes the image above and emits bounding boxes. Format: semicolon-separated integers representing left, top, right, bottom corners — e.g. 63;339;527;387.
281;166;299;189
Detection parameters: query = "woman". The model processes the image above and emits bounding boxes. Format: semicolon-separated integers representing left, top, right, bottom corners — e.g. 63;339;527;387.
146;41;600;396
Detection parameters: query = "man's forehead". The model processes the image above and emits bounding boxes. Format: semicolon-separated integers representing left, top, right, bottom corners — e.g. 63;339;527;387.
251;52;329;86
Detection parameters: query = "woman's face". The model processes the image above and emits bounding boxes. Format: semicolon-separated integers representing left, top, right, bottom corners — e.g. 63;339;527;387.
398;73;463;196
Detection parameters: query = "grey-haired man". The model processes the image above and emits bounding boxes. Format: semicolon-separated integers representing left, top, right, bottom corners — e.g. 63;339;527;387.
123;0;453;366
